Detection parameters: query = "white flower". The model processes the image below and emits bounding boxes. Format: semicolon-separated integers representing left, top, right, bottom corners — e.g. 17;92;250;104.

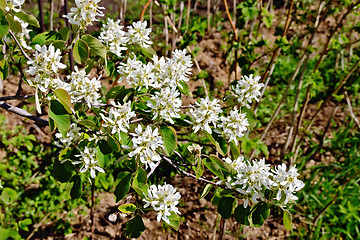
55;123;82;148
3;16;31;50
67;66;102;107
5;0;24;12
27;44;66;77
129;125;164;171
108;213;117;222
232;74;264;108
99;18;128;57
190;97;222;134
147;87;182;124
127;21;152;48
118;55;157;89
74;146;104;178
0;180;3;188
143;183;181;223
100;100;136;135
218;108;249;145
272;163;305;205
63;0;104;29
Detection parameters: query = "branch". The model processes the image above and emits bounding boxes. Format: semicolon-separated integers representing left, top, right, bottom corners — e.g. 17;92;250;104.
345;91;360;129
0;101;48;126
140;0;152;21
160;154;219;186
9;30;32;61
0;95;34;101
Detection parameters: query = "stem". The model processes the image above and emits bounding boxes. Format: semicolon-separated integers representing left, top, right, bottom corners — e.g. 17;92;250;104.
9;30;31;61
0;101;48;126
90;181;95;239
161;154;219;186
0;95;34;101
38;0;45;32
140;0;152;21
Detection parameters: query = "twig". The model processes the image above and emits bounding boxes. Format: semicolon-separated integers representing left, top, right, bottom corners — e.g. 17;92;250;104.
345;91;360;129
26;212;51;240
0;101;48;126
90;181;95;239
140;0;152;21
161;154;219;186
223;0;237;41
38;0;45;32
0;95;34;101
9;30;32;61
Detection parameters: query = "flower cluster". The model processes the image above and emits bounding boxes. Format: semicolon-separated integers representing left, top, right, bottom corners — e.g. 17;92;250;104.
129;125;164;171
190;97;222;134
232;74;264;108
67;67;102;108
27;44;67;92
224;157;304;207
55;123;82;148
100;100;136;136
118;49;192;90
63;0;104;29
74;146;105;178
5;0;24;12
147;87;182;124
218;108;249;145
143;183;181;223
99;19;153;57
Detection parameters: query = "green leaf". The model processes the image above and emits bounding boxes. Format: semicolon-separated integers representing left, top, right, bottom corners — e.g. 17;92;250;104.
242;107;257;130
205;131;227;156
73;39;89;64
70;175;82;199
58;27;70;41
54;88;72;114
178;80;190;96
31;31;62;46
133;167;147;188
107;135;121;152
161;126;177;155
18;219;32;232
250;202;270;227
77;119;97;128
283;210;292;230
200;184;212;199
209;155;231;174
0;187;17;204
59;147;72;161
0;58;8;81
35;87;42;114
14;11;40;27
98;139;112;155
218;197;235;219
81;34;107;59
106;86;124;100
114;171;131;202
195;158;204;179
0;0;5;10
118;203;137;213
6;15;22;33
229;141;240;159
167;212;181;230
0;9;9;38
53;159;73;182
141;46;156;58
203;158;224;180
234;205;251;225
124;215;145;238
49;99;70;138
42;39;65;49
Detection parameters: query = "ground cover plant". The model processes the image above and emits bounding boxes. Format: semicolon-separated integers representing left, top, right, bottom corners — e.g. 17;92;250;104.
0;0;359;239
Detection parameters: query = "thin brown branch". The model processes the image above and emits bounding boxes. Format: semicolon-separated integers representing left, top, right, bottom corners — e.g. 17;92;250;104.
140;0;152;21
0;95;34;101
9;30;32;61
223;0;237;41
161;154;219;186
345;91;360;129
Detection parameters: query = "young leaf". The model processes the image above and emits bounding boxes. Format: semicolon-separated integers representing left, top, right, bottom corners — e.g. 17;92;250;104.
6;15;22;33
81;34;107;59
118;203;137;213
195;158;204;179
0;59;8;81
283;210;292;230
0;0;5;10
217;197;235;219
114;171;131;202
200;184;212;199
203;159;224;180
14;10;40;28
249;202;270;227
0;188;18;204
31;31;62;46
0;10;9;39
167;212;181;230
77;119;97;128
160;126;177;155
58;27;70;41
107;135;121;152
54;88;72;114
234;205;251;225
49;99;70;138
124;215;145;238
73;39;89;64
